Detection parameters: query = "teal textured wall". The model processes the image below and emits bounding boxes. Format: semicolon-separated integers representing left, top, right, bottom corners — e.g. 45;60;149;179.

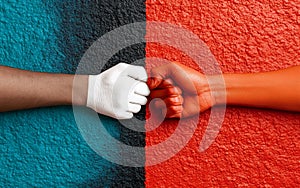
0;1;128;187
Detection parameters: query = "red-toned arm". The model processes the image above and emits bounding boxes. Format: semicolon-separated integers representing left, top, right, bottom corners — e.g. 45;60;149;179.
211;66;300;112
148;63;300;118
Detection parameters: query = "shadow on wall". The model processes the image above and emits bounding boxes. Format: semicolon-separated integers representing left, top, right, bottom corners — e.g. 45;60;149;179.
56;0;146;187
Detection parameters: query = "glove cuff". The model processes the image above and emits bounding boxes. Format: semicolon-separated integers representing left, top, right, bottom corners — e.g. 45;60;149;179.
86;75;97;110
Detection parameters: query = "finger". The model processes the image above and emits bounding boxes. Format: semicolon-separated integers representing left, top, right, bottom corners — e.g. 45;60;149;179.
166;105;183;117
157;79;174;89
161;106;183;118
150;87;182;99
129;93;148;105
150;62;196;93
154;96;184;108
134;82;150;96
166;112;182;119
164;95;184;106
117;112;134;119
126;65;148;82
147;71;175;90
128;103;142;113
147;77;163;90
149;63;177;89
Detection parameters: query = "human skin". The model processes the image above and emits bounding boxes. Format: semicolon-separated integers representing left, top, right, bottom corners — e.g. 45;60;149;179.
148;62;300;118
1;64;299;116
0;65;88;112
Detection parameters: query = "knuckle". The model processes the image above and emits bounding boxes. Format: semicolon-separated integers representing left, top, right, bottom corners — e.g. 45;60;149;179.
165;96;183;105
136;82;150;95
135;105;142;113
175;86;182;95
168;106;177;112
169;105;183;112
141;97;148;105
166;87;174;94
136;65;145;72
145;88;150;96
127;113;134;119
168;113;181;119
178;95;184;104
167;87;180;95
118;62;129;68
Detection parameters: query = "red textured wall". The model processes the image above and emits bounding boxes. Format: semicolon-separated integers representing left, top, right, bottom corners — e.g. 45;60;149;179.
145;0;300;187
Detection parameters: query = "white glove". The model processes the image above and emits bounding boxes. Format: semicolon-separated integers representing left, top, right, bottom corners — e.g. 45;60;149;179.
87;63;150;119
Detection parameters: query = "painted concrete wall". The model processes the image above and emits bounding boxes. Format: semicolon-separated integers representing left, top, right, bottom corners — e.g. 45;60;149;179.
1;0;299;187
1;0;145;187
145;0;300;187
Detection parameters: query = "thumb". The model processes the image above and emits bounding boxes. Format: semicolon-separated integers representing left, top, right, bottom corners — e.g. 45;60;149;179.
147;63;173;89
147;77;163;90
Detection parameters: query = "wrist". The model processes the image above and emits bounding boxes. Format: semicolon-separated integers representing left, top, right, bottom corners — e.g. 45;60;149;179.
210;73;262;106
222;73;267;107
72;75;89;106
206;75;227;106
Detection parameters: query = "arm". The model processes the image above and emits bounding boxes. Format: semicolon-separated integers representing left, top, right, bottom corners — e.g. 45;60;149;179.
0;65;88;112
211;66;300;112
0;63;150;119
148;63;300;118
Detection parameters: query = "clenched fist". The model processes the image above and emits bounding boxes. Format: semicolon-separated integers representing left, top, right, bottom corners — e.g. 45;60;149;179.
87;63;150;119
148;62;216;118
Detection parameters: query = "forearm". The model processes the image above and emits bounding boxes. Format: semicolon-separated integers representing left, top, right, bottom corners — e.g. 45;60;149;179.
208;66;300;112
0;66;88;112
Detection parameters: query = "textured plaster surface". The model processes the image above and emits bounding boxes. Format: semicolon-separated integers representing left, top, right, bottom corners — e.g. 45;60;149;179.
1;0;146;187
146;0;300;187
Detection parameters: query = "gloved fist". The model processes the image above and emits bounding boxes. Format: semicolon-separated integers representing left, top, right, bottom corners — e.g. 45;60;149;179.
87;63;150;119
